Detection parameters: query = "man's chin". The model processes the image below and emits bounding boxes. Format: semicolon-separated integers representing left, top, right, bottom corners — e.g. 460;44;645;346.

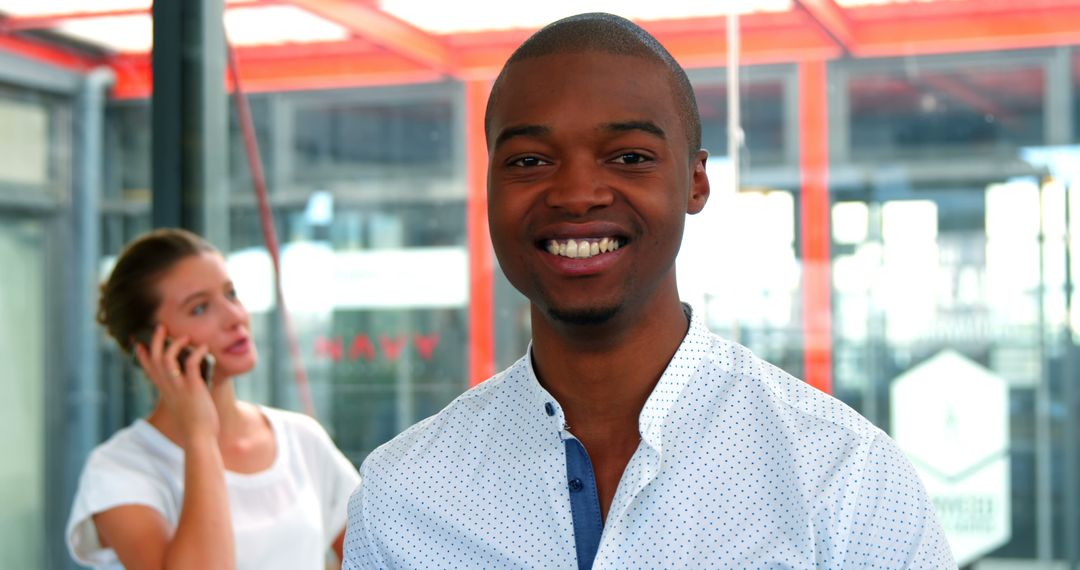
546;304;619;326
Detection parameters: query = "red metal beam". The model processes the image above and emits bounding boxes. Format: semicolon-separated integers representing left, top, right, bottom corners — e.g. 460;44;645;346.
213;38;378;62
107;55;151;99
794;0;857;53
654;22;839;69
287;0;451;74
465;79;495;386
853;4;1080;56
449;14;841;80
0;34;100;71
108;10;842;95
58;1;1080;99
224;52;443;94
108;47;445;99
798;59;833;395
846;0;1078;23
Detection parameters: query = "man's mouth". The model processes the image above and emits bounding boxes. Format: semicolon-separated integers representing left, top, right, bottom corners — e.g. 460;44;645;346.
543;237;623;259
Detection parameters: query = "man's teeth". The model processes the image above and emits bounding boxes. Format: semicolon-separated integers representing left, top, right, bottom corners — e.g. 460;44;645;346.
545;238;621;259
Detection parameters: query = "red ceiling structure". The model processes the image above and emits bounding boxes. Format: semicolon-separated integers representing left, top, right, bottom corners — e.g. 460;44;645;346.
1;0;1079;99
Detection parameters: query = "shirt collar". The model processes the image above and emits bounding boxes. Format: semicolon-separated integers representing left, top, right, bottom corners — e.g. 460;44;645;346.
521;348;568;436
520;304;712;450
637;305;711;454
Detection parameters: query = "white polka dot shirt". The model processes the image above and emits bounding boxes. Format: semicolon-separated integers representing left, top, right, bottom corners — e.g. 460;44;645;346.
343;309;956;569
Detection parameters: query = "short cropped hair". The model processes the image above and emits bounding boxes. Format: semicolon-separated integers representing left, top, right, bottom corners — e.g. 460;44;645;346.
484;12;702;156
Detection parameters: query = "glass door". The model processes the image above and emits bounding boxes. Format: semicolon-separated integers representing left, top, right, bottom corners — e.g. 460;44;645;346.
0;215;46;568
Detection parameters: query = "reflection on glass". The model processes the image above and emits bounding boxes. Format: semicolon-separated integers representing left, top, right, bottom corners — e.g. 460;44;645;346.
679;183;798;365
849;65;1045;158
832;201;869;245
881;200;938;345
986;181;1041;328
696;80;787;165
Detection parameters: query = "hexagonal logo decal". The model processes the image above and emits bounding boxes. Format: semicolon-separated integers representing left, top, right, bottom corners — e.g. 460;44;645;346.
891;350;1011;567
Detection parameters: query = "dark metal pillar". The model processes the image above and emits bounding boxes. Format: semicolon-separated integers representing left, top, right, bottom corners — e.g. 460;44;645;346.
1047;45;1078;569
151;0;229;247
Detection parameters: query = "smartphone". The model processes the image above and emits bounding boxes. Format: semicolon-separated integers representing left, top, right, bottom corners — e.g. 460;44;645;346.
132;327;216;382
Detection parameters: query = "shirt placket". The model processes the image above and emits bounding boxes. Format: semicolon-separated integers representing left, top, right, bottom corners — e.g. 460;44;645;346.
563;436;603;570
591;439;662;569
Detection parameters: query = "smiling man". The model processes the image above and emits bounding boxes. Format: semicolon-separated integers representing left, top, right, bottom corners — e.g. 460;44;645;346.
343;13;953;570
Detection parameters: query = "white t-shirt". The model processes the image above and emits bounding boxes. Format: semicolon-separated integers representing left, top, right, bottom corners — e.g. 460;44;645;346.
67;406;360;569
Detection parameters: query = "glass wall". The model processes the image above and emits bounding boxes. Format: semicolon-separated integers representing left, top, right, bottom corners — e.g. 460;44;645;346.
681;66;805;376
267;85;468;464
0;83;68;568
100;82;469;466
827;50;1078;566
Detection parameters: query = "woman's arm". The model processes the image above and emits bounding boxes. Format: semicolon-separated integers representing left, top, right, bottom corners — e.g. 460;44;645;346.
92;433;233;570
92;506;170;570
92;328;236;570
165;432;234;568
92;440;233;569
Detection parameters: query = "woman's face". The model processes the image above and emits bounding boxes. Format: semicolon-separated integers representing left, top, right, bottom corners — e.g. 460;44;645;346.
152;251;257;380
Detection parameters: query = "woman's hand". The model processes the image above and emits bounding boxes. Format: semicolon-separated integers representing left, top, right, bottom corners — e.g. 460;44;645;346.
134;324;219;446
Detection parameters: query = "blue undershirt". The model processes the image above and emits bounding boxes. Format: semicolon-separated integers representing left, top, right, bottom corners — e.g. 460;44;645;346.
564;438;603;570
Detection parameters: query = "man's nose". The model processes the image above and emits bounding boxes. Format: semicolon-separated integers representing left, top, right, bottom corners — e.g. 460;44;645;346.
544;158;614;216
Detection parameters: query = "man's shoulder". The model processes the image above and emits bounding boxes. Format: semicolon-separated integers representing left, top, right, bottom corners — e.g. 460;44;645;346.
361;358;532;473
686;333;904;506
698;332;881;442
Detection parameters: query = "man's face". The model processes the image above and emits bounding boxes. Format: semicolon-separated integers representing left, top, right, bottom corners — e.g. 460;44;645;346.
486;51;709;326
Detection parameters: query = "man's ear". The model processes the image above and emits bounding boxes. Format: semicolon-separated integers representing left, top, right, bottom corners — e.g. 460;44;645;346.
687;149;710;215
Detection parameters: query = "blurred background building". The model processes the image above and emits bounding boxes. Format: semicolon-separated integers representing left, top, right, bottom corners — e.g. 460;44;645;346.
1;0;1079;568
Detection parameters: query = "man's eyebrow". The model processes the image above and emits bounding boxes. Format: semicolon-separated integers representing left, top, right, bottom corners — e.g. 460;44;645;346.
603;121;666;140
494;124;551;149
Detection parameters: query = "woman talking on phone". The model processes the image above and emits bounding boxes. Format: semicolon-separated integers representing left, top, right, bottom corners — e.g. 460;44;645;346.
66;228;360;569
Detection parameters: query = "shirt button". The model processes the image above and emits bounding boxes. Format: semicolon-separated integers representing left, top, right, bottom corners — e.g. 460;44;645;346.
568;478;584;492
545;402;555;416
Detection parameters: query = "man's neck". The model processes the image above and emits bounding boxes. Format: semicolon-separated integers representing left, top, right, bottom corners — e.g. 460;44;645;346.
530;298;690;443
530;297;690;522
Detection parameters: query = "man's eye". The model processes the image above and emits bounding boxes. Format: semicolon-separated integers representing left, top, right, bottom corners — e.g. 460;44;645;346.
510;156;549;167
612;153;650;165
226;288;239;301
190;303;207;316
